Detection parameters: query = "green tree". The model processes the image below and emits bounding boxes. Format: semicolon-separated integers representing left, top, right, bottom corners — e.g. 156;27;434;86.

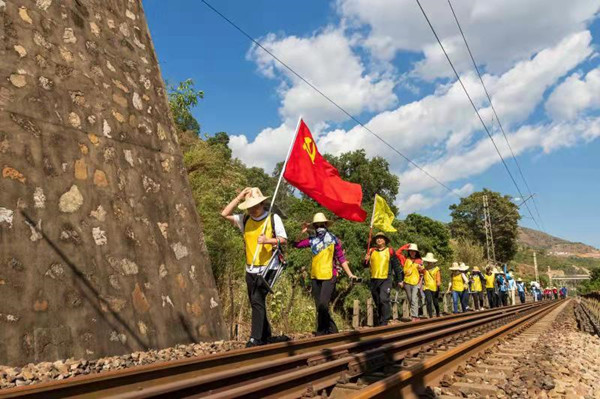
326;150;400;213
206;132;233;159
168;79;203;134
449;189;520;263
579;268;600;293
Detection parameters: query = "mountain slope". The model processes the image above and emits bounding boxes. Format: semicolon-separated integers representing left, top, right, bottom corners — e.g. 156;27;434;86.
518;227;600;258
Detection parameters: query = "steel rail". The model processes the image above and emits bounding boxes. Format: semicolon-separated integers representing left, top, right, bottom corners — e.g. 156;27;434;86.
0;302;537;399
350;299;565;399
200;301;555;398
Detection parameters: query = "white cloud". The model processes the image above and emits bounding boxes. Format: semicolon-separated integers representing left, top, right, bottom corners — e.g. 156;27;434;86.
399;116;600;195
229;122;295;172
338;0;600;79
247;28;397;124
229;2;600;218
397;193;443;215
545;68;600;120
234;30;593;191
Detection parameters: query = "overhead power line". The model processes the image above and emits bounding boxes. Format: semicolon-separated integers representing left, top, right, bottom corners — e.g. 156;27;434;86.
200;0;456;195
446;0;546;231
414;0;542;230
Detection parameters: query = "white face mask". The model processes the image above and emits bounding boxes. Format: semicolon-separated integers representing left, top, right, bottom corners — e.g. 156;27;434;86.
316;227;327;236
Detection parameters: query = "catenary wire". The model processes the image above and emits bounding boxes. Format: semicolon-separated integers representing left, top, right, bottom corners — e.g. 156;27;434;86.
200;0;457;195
446;0;546;230
414;0;542;230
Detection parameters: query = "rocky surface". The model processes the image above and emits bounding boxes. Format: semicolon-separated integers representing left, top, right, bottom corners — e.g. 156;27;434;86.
0;333;313;389
437;302;600;398
0;0;225;365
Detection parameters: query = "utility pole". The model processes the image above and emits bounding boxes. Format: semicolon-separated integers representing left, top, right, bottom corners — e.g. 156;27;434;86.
482;195;497;265
533;251;539;282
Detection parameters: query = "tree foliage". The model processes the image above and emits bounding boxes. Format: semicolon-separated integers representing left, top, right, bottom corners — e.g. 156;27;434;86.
326;150;400;213
449;189;520;263
168;79;203;134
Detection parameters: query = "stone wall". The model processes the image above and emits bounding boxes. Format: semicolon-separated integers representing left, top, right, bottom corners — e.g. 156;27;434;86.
0;0;226;365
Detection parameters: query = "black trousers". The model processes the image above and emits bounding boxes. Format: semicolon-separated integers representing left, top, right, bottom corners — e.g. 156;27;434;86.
472;291;484;309
498;291;508;306
486;288;496;308
312;276;338;335
246;272;272;342
370;278;392;325
424;289;440;317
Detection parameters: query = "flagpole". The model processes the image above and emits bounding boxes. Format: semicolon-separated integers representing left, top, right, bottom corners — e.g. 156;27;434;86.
366;193;377;256
249;116;303;269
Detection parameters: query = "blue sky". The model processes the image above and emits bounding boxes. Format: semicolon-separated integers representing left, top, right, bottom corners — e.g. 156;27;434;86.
143;0;600;248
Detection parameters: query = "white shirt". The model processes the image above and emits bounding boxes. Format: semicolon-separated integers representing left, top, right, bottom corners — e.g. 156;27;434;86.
234;212;287;274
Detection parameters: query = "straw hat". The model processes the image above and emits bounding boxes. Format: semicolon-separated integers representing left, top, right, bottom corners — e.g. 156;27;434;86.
422;252;438;263
406;243;420;253
517;278;523;282
492;267;501;274
311;212;332;227
372;232;390;245
238;187;269;210
449;262;461;271
459;262;469;271
473;266;480;272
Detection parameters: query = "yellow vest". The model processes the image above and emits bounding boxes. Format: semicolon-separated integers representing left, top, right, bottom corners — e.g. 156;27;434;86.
404;258;420;285
243;216;273;266
484;273;495;289
471;274;483;292
451;273;464;292
423;266;439;292
311;244;334;280
370;248;390;279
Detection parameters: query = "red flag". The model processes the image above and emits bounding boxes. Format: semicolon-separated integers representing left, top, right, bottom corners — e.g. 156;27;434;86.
283;120;367;222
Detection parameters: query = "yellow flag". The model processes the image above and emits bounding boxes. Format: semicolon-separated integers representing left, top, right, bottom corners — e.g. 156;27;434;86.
372;194;397;232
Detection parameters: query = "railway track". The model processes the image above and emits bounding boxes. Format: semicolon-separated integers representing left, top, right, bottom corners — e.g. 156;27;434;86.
575;296;600;336
0;301;561;399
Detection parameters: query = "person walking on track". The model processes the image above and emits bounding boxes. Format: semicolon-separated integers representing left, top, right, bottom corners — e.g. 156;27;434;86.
221;187;288;347
496;269;509;306
470;266;485;311
447;262;469;313
294;212;358;335
396;243;423;321
484;266;497;308
459;263;471;311
516;278;527;303
422;252;441;318
364;232;403;326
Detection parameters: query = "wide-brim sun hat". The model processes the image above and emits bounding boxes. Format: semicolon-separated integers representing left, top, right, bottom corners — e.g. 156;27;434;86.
492;267;501;274
449;262;461;271
372;232;390;245
312;212;332;227
407;243;420;254
473;266;480;272
517;278;523;282
238;187;269;210
422;252;437;263
459;262;469;271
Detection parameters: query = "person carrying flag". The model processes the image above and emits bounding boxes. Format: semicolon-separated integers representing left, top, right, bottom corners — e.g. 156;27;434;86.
396;243;423;321
364;232;403;326
294;213;358;335
422;252;442;318
221;187;288;347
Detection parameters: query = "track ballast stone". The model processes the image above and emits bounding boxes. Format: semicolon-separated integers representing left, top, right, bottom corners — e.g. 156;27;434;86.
435;301;600;399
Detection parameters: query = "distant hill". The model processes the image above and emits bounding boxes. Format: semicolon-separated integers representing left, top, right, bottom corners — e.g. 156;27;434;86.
518;227;600;259
511;227;600;280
